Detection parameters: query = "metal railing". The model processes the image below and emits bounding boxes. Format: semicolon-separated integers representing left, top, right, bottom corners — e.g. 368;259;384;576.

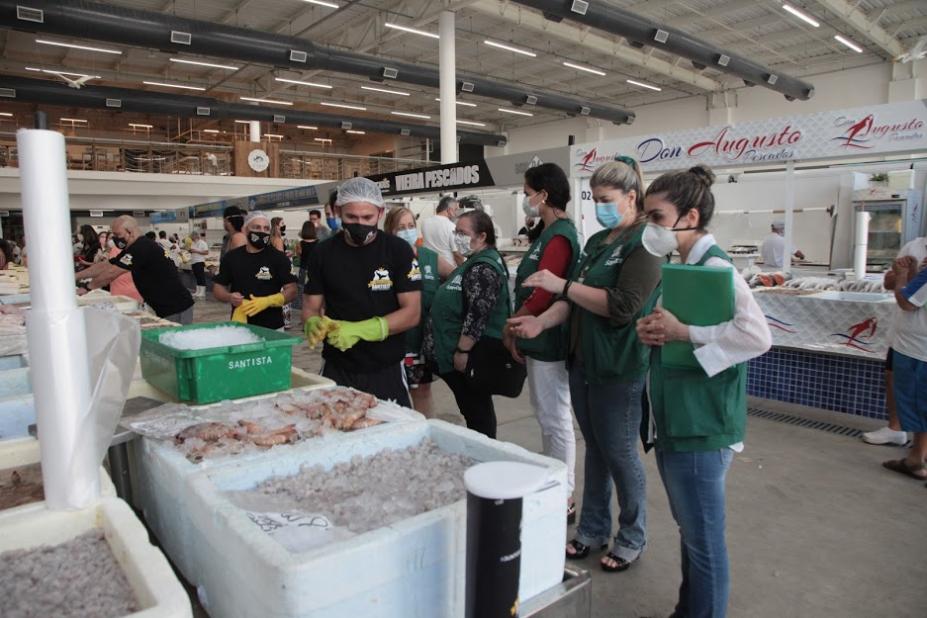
0;133;431;180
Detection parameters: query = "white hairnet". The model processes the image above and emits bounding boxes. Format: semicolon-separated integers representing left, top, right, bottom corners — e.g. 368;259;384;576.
244;210;270;227
771;220;785;230
336;177;385;208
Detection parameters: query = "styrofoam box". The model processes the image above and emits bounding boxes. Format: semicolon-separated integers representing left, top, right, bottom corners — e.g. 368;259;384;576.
0;437;116;516
183;420;567;618
126;369;342;581
0;497;192;618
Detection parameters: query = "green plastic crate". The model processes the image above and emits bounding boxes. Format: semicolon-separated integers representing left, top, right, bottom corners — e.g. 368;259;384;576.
139;322;302;404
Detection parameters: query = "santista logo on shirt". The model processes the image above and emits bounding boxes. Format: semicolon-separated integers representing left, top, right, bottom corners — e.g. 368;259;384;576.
255;266;272;281
604;245;624;267
368;266;393;292
119;253;133;267
407;259;422;282
447;273;463;291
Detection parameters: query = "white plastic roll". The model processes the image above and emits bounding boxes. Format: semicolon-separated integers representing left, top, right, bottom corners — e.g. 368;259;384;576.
854;211;871;279
17;128;98;509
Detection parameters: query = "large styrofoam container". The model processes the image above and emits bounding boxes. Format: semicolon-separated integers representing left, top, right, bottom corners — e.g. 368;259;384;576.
126;370;340;581
0;437;116;515
183;420;567;618
0;497;192;617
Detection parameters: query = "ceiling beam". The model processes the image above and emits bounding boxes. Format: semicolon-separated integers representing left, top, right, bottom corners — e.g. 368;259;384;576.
814;0;904;58
466;0;722;92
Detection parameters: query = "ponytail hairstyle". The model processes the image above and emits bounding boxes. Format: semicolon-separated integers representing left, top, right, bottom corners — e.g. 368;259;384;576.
645;165;717;230
589;156;645;212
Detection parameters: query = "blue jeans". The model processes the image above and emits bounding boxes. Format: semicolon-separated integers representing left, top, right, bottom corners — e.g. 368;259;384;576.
656;448;734;618
569;362;647;561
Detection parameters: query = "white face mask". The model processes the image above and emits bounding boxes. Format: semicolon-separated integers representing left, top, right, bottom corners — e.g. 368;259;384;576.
522;194;540;218
642;223;679;257
454;232;474;257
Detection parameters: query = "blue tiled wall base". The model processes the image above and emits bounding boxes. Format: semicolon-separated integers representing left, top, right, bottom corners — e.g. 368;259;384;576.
747;347;887;420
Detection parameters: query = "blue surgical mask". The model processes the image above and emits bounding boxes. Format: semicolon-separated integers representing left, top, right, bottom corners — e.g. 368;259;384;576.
327;216;341;230
397;228;419;247
595;203;623;229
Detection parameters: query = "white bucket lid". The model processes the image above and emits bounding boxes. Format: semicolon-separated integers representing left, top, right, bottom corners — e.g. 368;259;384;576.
464;461;549;500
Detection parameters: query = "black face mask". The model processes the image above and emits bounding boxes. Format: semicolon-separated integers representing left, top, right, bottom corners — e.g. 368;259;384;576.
344;223;377;246
280;226;286;235
249;231;270;250
113;236;128;250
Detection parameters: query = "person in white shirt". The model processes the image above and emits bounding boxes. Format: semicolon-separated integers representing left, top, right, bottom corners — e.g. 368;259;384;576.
156;230;172;253
759;221;804;268
862;236;927;447
422;196;463;265
189;230;210;299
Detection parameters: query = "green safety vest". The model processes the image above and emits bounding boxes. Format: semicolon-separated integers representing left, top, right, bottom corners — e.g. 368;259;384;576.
569;224;651;385
429;247;511;375
405;246;440;354
513;218;581;362
647;245;747;453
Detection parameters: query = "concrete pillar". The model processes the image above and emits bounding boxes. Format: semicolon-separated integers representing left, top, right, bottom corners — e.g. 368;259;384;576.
249;120;261;143
439;11;457;164
707;92;736;126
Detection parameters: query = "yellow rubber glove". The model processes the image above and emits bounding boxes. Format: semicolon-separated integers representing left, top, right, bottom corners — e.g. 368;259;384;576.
231;304;249;323
304;316;338;348
326;316;389;352
240;292;286;318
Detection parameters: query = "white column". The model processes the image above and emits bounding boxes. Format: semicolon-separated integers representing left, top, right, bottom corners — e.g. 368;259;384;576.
439;10;457;164
783;161;795;273
249;120;261;143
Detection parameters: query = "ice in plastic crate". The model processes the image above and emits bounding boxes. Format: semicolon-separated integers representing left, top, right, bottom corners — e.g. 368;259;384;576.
139;322;301;404
182;420;567;618
0;496;191;617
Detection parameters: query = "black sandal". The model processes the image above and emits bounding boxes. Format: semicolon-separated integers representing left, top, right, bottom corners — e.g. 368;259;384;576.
600;550;638;573
565;539;606;560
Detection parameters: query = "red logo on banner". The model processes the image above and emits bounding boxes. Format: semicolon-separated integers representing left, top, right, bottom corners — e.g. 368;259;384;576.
834;114;924;149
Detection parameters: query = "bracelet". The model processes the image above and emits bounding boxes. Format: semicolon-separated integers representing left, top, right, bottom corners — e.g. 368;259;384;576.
454;347;471;354
562;279;573;299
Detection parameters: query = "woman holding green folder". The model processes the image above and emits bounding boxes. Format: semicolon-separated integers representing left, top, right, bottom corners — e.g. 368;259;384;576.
508;158;662;573
636;165;771;618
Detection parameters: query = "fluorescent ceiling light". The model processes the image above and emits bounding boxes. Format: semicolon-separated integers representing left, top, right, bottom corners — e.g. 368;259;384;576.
834;34;863;53
384;23;439;39
320;101;367;111
36;38;122;55
265;133;284;139
346;129;366;135
234;120;252;124
60;118;87;123
297;125;319;130
498;107;533;117
483;40;536;57
240;96;293;106
626;78;662;91
144;80;206;92
275;77;333;89
562;61;606;76
457;119;486;127
129;123;153;129
314;137;333;143
391;111;431;120
26;67;101;79
361;85;410;96
0;113;12;117
302;0;339;7
781;4;820;28
435;98;477;107
202;129;220;133
170;58;240;71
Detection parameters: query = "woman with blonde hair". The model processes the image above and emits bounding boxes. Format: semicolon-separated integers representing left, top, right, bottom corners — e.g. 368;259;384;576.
385;206;453;416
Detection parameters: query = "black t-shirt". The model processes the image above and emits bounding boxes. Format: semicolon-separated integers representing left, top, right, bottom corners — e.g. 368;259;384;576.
306;232;422;372
299;241;318;273
213;246;297;330
111;236;193;318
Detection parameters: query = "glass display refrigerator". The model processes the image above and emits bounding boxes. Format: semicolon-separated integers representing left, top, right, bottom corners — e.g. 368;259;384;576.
853;190;925;270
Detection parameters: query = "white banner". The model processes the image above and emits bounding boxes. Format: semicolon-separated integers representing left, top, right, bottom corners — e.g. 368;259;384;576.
571;99;927;176
753;292;897;358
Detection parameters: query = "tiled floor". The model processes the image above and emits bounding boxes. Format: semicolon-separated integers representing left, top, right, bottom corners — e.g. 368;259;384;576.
184;298;926;618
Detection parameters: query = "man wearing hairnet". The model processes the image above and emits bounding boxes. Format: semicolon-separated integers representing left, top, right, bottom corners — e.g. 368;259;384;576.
760;221;805;269
303;177;422;406
212;211;298;330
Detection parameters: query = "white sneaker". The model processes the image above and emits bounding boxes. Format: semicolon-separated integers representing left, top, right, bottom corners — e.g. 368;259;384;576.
861;426;910;446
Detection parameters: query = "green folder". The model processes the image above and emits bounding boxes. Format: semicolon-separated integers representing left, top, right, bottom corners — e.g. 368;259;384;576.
660;263;735;370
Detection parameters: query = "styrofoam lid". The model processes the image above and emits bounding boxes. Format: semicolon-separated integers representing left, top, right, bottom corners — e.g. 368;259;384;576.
464;461;549;500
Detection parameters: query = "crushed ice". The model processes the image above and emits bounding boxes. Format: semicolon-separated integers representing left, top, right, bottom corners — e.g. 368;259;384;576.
158;325;263;350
